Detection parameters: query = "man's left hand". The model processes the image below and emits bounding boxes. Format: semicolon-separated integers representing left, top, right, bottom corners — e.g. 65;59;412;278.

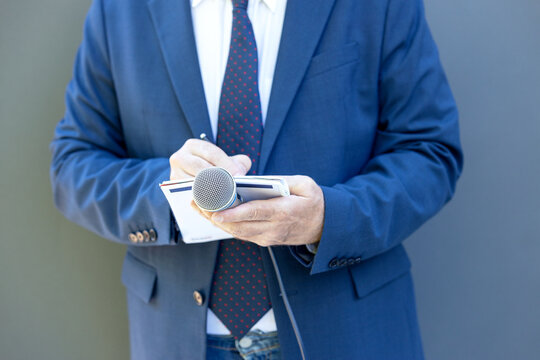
191;175;324;247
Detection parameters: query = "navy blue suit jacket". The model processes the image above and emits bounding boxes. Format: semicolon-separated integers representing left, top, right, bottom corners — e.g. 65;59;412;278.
51;0;463;359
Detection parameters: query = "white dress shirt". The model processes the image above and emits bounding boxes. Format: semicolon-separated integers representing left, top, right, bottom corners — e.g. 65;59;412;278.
190;0;287;335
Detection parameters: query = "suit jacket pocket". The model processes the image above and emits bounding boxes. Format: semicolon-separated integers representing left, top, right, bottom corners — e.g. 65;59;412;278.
348;245;411;299
121;252;157;304
304;42;362;79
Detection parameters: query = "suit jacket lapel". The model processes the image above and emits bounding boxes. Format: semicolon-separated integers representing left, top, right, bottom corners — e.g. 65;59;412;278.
146;0;336;165
259;0;337;173
147;0;214;142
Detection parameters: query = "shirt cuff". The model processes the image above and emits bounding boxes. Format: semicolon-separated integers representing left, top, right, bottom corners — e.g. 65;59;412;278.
288;245;315;268
306;241;319;254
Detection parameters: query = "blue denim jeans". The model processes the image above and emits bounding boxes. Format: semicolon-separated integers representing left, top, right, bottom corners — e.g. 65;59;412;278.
206;330;281;360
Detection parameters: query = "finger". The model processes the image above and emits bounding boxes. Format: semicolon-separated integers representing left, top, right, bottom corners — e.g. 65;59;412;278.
187;140;247;175
176;154;214;177
213;220;271;244
170;141;213;178
212;198;281;223
190;200;212;220
230;154;252;175
170;167;191;181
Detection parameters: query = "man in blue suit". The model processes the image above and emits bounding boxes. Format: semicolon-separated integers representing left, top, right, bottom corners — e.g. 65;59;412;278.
51;0;462;359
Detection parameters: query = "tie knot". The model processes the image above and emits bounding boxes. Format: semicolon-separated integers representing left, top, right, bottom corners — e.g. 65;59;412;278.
233;0;248;10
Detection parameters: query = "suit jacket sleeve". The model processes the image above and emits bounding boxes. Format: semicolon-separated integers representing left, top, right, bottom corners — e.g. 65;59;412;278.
301;0;463;274
50;0;175;246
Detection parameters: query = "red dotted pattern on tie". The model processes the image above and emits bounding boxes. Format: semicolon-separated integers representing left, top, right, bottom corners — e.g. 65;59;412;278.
209;240;270;339
210;0;271;340
216;1;263;175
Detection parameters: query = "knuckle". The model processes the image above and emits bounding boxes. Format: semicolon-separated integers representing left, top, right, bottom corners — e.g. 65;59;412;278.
278;225;291;241
301;175;313;187
277;205;290;219
230;227;243;239
173;148;188;164
197;146;211;161
170;148;181;163
275;228;285;241
182;140;193;152
185;138;197;148
203;148;222;166
301;176;318;194
248;207;260;220
220;158;239;174
310;179;320;193
175;150;187;162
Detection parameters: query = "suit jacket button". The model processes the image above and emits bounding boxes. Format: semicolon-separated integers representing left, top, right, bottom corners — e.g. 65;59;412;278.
128;233;138;243
149;229;157;242
193;291;204;306
338;258;348;267
347;258;356;266
142;230;150;242
136;231;144;243
329;258;338;268
354;257;362;264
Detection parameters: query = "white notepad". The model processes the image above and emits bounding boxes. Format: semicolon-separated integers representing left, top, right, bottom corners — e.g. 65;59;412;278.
160;176;289;244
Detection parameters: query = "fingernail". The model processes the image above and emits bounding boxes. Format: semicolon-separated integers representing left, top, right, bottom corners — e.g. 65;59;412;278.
213;215;223;223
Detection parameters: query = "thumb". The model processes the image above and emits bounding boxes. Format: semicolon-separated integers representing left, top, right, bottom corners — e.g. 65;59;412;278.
283;175;318;197
230;154;252;175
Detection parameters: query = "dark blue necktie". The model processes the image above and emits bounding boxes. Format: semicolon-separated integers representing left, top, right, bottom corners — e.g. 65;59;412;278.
209;0;271;340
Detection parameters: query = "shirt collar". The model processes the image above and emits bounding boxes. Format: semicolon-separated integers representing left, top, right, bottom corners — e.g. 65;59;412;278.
263;0;277;12
191;0;204;7
191;0;277;13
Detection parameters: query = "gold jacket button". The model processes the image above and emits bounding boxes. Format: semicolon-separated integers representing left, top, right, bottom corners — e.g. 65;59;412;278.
193;291;204;306
128;233;138;243
142;230;150;242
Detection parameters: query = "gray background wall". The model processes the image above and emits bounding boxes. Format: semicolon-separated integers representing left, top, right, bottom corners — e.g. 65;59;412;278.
0;0;538;359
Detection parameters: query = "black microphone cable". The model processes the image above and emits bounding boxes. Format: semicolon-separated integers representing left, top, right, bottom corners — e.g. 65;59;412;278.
267;247;307;360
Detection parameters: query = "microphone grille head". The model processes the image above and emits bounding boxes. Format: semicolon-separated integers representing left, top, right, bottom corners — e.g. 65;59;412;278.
193;167;236;212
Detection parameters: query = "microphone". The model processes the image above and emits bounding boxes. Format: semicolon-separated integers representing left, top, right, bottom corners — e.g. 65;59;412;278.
192;167;243;212
193;166;308;359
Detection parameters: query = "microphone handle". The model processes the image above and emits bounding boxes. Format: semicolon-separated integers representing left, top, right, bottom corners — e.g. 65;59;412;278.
226;193;243;210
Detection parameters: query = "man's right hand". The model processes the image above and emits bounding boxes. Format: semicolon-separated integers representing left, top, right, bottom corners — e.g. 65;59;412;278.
169;139;252;180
